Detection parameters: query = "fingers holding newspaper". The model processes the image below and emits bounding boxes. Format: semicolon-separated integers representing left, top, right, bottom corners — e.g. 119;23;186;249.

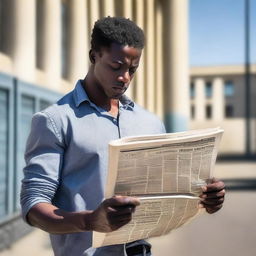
199;177;225;214
87;195;140;233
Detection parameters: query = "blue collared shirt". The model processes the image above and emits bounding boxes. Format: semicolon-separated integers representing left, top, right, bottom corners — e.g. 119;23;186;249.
20;80;166;256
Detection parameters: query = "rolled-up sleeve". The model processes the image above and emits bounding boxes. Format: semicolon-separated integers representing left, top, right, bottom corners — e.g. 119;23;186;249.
20;111;64;223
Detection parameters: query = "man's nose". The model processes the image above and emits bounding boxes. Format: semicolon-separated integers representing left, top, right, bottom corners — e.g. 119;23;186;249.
118;71;130;83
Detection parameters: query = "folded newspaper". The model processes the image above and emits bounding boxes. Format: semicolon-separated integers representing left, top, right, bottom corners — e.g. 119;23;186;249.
93;127;224;248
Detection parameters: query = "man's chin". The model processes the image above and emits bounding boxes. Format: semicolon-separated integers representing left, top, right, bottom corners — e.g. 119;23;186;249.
110;88;127;99
111;94;123;99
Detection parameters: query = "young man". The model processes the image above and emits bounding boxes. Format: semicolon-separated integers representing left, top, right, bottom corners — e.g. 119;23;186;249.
21;17;225;256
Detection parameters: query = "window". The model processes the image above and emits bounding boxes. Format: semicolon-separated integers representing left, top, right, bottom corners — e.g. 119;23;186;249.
205;82;212;98
190;105;195;119
40;100;51;111
224;80;234;97
206;104;212;119
190;82;195;98
0;75;63;217
0;88;8;218
225;105;234;118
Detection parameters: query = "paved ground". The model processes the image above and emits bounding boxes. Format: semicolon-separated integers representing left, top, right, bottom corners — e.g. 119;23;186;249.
1;161;256;256
150;190;256;256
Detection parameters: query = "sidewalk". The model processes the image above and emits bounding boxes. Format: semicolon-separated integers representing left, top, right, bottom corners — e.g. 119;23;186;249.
0;161;255;256
0;229;52;256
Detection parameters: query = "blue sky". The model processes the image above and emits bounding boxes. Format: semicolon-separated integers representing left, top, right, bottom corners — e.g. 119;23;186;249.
189;0;256;66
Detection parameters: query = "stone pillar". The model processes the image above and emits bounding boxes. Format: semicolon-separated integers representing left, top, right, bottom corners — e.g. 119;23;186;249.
195;78;205;121
89;0;100;31
39;0;61;88
135;0;145;107
213;77;224;121
123;0;133;19
145;0;155;112
67;0;89;84
12;0;36;82
102;0;115;17
122;0;133;98
155;1;164;119
163;0;189;132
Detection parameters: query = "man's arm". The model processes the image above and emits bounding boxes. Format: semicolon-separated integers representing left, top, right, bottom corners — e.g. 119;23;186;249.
199;177;225;214
27;195;140;234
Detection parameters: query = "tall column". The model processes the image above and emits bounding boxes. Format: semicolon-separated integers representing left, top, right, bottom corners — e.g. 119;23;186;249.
155;1;164;119
195;78;205;121
67;0;89;84
123;0;133;19
102;0;115;17
213;77;224;121
163;0;189;132
145;0;155;112
89;0;100;31
135;0;145;107
12;0;36;82
39;0;61;89
123;0;133;99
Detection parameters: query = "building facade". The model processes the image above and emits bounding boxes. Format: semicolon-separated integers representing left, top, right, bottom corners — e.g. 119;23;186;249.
189;65;256;156
0;0;189;250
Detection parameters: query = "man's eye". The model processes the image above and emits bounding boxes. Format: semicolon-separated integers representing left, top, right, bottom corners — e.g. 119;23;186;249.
110;65;120;71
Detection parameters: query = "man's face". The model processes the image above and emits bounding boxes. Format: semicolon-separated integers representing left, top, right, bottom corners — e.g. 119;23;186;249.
92;43;142;99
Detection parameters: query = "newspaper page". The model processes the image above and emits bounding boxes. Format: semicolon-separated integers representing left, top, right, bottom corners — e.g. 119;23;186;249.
93;128;223;248
93;196;200;247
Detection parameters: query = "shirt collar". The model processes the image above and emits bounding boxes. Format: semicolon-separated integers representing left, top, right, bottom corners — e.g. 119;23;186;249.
73;80;135;109
73;80;90;107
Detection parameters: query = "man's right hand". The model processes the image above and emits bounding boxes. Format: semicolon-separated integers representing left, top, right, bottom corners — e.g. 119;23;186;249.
27;196;140;234
86;196;140;233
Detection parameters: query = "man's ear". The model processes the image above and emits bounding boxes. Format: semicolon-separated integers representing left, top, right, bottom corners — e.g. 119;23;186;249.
89;49;96;64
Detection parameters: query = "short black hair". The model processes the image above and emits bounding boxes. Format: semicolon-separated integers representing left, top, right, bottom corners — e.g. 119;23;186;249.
91;16;145;51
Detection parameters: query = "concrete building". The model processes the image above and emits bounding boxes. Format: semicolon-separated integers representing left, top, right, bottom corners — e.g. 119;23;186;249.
189;65;256;156
0;0;189;250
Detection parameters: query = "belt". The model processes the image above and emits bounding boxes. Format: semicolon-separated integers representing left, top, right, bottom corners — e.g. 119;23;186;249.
126;244;151;256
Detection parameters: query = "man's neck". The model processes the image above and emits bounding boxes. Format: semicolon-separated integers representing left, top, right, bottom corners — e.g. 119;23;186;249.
82;75;120;118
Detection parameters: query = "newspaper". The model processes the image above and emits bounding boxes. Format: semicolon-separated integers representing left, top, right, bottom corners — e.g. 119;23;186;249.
93;127;223;247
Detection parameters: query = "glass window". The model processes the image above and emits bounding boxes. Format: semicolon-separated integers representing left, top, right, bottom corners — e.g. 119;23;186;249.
190;82;195;98
40;100;51;111
225;104;234;118
224;80;234;97
20;95;35;156
205;82;212;98
190;105;195;119
15;95;36;210
0;88;8;218
206;104;212;119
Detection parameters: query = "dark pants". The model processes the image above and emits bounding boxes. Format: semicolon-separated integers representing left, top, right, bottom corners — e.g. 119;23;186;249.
125;241;152;256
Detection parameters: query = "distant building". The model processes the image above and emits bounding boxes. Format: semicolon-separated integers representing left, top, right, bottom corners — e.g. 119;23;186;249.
189;65;256;156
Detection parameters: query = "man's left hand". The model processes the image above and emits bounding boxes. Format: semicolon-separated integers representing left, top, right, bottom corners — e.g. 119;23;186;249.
199;177;225;214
